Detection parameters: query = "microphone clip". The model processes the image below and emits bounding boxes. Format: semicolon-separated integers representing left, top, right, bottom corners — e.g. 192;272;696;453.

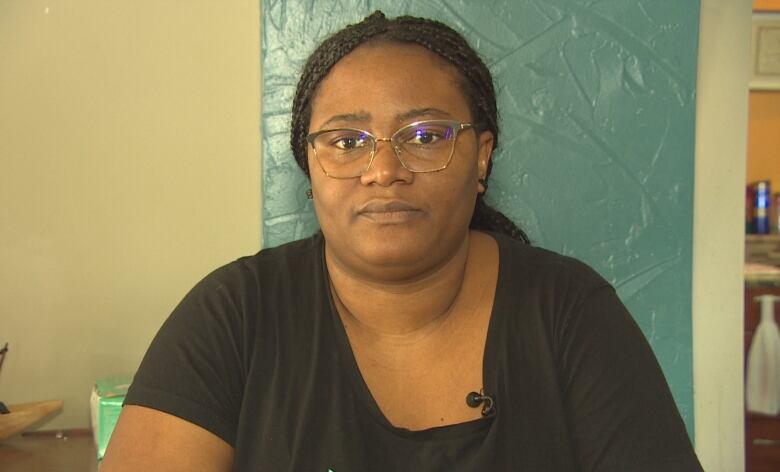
465;390;495;416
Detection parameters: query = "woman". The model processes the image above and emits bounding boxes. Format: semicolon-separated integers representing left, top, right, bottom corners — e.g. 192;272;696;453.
102;12;702;471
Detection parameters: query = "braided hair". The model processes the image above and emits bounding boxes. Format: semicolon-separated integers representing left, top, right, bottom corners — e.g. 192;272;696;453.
290;10;530;244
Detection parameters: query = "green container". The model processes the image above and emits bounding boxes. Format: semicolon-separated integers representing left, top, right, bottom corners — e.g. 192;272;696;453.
90;376;131;460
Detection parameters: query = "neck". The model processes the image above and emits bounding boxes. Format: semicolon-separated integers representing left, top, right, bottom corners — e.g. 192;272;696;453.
325;233;473;338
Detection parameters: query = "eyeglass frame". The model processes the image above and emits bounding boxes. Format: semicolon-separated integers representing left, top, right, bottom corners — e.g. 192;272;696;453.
305;119;476;179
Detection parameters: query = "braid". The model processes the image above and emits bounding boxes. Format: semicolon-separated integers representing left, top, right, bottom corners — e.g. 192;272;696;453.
290;11;530;244
471;197;531;244
291;11;389;175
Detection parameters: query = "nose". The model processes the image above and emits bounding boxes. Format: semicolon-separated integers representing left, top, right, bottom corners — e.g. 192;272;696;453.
359;138;414;186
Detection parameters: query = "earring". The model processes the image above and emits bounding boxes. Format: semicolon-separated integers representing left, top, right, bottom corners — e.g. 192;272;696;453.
306;189;313;200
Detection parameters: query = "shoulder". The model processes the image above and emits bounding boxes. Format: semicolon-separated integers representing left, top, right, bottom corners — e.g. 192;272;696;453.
487;231;622;346
196;232;324;293
163;232;325;334
491;231;611;297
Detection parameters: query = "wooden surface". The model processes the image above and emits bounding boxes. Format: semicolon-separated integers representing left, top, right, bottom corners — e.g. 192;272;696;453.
0;400;64;440
0;430;98;472
748;414;780;472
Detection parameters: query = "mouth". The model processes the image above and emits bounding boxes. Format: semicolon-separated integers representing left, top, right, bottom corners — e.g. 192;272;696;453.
357;200;422;223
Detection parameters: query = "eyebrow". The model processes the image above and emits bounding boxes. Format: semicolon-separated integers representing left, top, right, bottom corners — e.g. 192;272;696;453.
395;107;452;122
318;107;452;129
320;112;371;128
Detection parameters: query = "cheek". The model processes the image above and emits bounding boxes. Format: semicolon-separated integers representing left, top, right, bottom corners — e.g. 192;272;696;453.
306;151;318;178
307;153;327;197
425;174;477;226
440;154;481;214
308;162;349;227
446;151;480;193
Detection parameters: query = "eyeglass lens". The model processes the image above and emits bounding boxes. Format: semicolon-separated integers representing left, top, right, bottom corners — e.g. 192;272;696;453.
311;121;460;178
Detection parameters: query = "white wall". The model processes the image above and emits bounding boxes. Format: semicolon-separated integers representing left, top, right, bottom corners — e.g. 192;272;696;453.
0;0;261;429
692;0;751;470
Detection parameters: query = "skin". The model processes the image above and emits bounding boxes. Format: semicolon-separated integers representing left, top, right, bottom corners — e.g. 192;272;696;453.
100;405;233;471
309;42;499;429
102;41;500;470
310;42;492;285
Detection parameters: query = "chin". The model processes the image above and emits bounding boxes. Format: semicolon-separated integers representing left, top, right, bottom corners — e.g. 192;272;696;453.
322;215;470;274
360;239;428;266
356;229;466;277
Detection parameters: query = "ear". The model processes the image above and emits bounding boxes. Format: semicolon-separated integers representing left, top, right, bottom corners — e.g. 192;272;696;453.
476;130;494;194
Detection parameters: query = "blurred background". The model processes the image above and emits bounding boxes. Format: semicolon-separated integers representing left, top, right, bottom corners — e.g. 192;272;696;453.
0;0;261;434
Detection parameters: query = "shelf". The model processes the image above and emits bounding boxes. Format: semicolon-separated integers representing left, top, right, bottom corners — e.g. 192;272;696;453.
747;234;780;241
747;235;780;268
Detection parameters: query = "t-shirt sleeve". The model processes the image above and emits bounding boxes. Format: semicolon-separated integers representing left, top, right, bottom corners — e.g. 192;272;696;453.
557;284;703;472
123;265;248;447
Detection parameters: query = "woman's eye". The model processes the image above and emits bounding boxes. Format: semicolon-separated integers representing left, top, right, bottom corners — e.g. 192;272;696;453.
410;131;438;145
403;126;451;146
330;136;360;150
331;134;367;150
334;137;357;149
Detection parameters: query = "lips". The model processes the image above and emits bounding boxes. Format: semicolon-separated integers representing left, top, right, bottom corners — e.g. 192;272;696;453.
357;200;422;223
358;200;419;214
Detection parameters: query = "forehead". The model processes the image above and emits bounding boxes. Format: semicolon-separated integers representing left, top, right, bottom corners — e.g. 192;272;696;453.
309;42;471;128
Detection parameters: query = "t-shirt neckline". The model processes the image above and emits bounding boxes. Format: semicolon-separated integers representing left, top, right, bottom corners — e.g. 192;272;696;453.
316;230;510;441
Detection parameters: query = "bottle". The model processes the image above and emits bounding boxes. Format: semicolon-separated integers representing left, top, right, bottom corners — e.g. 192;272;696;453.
747;186;755;234
754;181;771;235
774;193;780;234
746;295;780;415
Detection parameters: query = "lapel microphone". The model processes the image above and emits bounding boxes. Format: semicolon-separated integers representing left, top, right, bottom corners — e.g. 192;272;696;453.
466;390;495;416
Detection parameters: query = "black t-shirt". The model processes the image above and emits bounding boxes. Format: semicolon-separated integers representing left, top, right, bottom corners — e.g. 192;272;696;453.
124;231;702;471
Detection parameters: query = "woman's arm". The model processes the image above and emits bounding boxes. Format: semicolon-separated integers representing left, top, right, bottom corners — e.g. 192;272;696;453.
100;405;234;471
102;261;254;470
558;285;702;471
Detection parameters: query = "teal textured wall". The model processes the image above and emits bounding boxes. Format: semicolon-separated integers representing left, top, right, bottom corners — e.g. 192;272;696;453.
261;0;700;436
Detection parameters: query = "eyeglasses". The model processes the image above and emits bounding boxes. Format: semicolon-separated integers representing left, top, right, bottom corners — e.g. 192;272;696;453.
306;120;474;179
